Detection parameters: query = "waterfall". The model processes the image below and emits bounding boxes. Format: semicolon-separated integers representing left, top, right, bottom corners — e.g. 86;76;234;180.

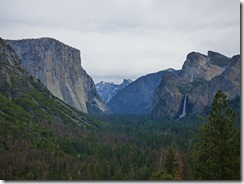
177;94;188;120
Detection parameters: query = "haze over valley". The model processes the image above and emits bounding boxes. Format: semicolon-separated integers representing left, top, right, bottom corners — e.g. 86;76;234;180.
0;0;240;180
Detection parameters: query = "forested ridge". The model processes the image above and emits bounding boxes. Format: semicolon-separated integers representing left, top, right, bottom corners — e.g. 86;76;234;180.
0;91;240;180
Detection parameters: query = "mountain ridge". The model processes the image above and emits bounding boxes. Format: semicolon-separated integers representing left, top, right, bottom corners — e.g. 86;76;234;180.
96;79;132;103
3;37;239;119
151;51;240;119
108;70;166;114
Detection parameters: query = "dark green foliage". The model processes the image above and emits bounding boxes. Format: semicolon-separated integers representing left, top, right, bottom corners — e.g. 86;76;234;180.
0;80;240;180
191;90;240;180
190;78;205;87
177;84;192;94
178;78;205;94
0;109;200;180
0;65;240;180
164;146;177;176
0;98;240;180
0;38;106;180
1;38;240;180
228;95;240;126
150;145;184;180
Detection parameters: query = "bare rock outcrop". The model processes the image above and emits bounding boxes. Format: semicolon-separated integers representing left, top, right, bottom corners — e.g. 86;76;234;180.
151;51;239;119
6;38;109;114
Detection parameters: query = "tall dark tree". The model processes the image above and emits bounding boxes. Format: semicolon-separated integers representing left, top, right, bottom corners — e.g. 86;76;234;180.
164;146;177;177
151;145;178;180
192;90;240;180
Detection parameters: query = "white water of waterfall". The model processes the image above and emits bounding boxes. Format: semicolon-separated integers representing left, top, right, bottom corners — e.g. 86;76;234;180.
178;94;188;119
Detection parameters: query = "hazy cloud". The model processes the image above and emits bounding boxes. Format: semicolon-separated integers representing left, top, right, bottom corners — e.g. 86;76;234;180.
0;0;240;83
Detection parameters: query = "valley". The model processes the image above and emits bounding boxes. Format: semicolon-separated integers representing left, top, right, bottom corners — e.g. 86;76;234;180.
0;37;240;180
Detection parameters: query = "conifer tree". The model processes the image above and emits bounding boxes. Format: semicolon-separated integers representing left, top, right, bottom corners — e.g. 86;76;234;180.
192;90;240;180
151;145;177;180
164;146;177;176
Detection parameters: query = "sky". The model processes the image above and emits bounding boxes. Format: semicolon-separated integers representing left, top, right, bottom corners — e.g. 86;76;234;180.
0;0;240;84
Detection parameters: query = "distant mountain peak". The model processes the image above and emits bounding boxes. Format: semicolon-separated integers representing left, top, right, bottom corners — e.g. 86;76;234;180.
96;79;132;104
165;68;175;72
123;79;133;83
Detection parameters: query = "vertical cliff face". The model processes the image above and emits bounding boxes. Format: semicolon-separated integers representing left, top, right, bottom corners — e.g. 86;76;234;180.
0;37;100;129
189;54;240;115
151;70;184;118
0;38;24;90
6;38;108;114
151;51;238;119
207;55;240;104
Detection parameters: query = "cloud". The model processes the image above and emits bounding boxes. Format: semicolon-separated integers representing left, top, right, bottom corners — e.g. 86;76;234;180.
0;0;240;83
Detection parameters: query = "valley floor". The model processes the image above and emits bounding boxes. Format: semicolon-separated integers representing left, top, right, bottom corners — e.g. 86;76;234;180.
0;111;240;180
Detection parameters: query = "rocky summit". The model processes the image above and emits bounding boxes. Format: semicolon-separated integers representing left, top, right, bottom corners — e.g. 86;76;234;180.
179;51;228;82
95;79;132;104
3;37;240;119
0;37;98;128
6;38;109;114
151;51;240;119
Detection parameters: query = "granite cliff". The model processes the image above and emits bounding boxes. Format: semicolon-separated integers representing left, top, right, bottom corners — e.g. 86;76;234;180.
0;37;99;128
190;54;240;114
6;38;109;114
151;51;240;119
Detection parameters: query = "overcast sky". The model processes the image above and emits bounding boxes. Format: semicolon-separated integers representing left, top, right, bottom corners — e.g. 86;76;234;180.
0;0;240;83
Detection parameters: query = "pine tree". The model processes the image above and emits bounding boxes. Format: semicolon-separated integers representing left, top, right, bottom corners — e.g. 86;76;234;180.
164;146;177;176
151;145;177;180
192;90;240;180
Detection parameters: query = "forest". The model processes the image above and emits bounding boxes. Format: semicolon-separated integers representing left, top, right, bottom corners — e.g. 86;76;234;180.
0;91;240;180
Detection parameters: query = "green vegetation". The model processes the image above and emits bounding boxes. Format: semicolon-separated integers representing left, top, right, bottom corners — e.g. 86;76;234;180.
0;37;239;180
190;78;205;87
0;88;240;180
178;78;205;94
191;90;240;180
177;84;192;94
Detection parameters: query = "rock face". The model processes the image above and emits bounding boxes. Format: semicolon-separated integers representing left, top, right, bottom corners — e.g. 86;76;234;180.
151;70;185;118
6;38;109;114
95;79;132;103
179;52;227;82
208;55;240;102
0;37;98;128
151;51;240;119
108;71;165;114
0;39;23;89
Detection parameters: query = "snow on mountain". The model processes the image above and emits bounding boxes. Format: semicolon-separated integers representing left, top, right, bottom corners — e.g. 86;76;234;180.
96;79;132;103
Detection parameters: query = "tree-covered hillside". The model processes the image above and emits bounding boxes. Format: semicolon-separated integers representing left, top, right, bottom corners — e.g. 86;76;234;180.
0;38;240;180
